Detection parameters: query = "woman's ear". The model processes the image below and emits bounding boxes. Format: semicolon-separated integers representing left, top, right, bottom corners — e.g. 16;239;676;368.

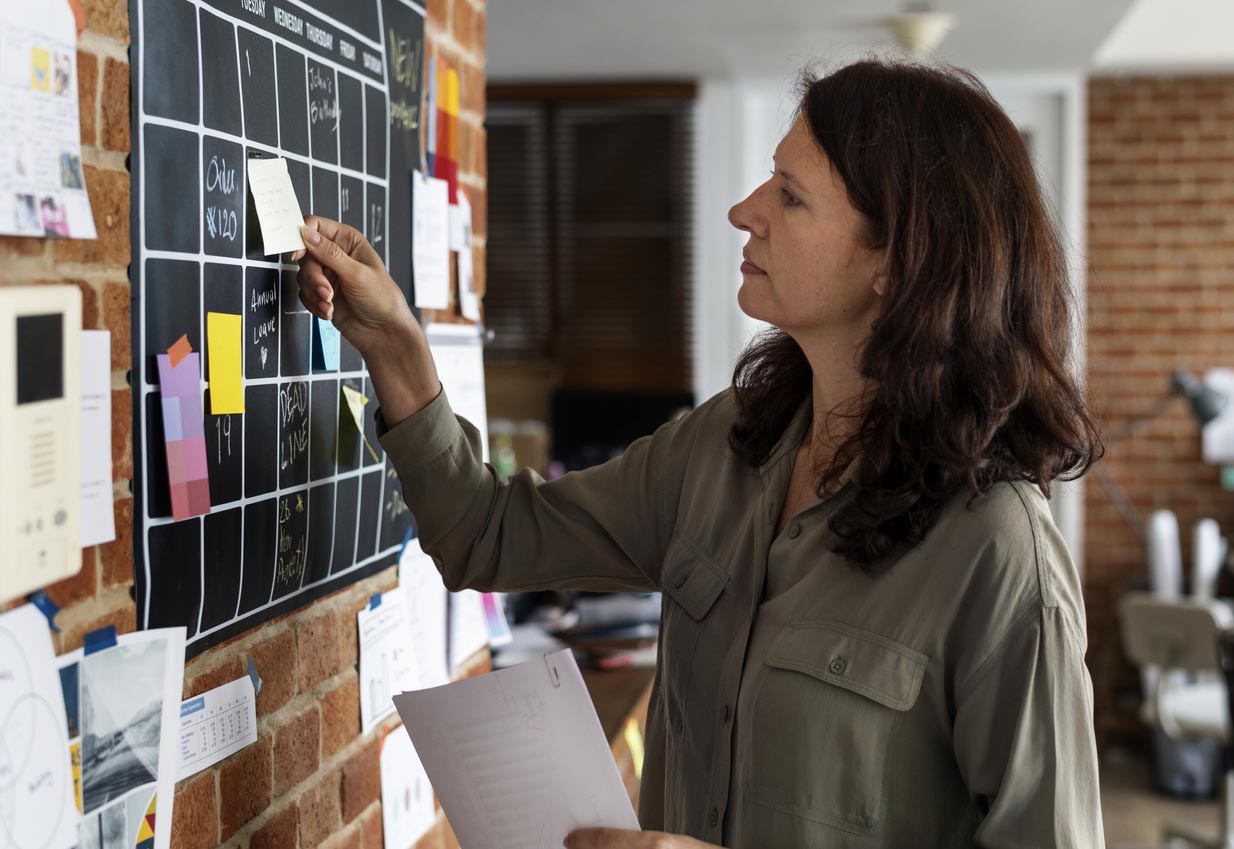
872;270;889;297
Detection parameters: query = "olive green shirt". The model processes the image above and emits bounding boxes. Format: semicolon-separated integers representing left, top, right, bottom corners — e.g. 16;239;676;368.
378;387;1104;848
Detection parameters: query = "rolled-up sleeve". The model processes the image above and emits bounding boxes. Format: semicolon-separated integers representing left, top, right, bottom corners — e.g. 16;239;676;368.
378;388;701;594
951;605;1105;848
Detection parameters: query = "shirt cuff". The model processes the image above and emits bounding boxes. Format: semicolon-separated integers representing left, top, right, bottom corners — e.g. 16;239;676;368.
376;386;461;474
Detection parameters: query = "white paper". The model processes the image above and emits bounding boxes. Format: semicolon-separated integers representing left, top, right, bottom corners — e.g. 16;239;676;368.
0;0;96;238
412;171;451;310
79;330;115;547
247;156;306;255
426;322;489;462
1203;369;1234;463
392;649;639;849
359;594;420;735
176;677;257;781
0;604;79;849
380;730;436;849
398;536;450;690
456;191;481;321
449;589;490;674
58;627;186;849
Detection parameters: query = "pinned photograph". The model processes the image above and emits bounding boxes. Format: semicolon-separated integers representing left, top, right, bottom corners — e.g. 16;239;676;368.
30;46;50;93
40;196;69;236
54;51;72;96
60;153;84;189
14;193;41;234
80;639;168;814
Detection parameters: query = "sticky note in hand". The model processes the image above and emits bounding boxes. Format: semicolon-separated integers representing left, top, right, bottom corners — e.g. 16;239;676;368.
247;156;306;256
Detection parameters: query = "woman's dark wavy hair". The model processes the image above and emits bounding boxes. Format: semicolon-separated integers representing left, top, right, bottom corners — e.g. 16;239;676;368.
728;59;1104;569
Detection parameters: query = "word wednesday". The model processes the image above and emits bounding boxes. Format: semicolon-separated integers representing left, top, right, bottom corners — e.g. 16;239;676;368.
239;0;335;52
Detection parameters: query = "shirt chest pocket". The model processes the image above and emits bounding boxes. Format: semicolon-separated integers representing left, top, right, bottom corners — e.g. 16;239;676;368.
745;620;928;835
659;533;726;742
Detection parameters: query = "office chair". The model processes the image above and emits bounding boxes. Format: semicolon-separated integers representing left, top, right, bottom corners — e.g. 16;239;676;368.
1119;593;1234;849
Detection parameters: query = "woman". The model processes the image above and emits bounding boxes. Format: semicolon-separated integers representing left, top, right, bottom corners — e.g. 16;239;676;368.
294;60;1104;848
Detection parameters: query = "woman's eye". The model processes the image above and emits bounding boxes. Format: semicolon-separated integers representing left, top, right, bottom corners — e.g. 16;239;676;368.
781;188;799;207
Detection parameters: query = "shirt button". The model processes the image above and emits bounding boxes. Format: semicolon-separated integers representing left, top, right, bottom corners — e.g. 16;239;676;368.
787;523;801;539
829;657;846;675
708;808;719;827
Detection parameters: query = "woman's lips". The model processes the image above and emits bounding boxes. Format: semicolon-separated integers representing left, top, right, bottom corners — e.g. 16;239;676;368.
741;259;766;275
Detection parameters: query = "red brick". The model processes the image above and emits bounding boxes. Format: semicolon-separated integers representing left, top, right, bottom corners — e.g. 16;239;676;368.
453;3;474;53
470;245;485;299
298;610;342;690
426;0;450;34
251;803;299;849
360;803;385;849
111;387;132;481
100;497;134;589
100;281;131;369
82;0;129;40
460;63;484;116
273;703;321;794
343;736;381;823
300;768;343;849
58;602;136;653
43;550;95;607
55;166;129;266
474;7;486;58
322;673;360;758
170;771;218;849
78;50;98;146
219;736;272;839
251;629;298;715
467;187;486;240
102;57;130;152
337;601;360;672
185;655;244;699
0;236;46;257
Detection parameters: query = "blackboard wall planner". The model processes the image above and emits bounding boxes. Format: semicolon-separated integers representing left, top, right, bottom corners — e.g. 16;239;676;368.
131;0;425;658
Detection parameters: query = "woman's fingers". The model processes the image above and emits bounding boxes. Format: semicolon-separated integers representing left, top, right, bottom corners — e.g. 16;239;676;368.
299;222;368;282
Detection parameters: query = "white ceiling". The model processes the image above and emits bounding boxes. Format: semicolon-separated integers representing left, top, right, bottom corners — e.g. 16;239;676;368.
1094;0;1234;71
488;0;1136;82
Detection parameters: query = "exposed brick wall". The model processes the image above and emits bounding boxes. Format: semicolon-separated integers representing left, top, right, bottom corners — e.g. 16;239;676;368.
0;0;488;846
1086;74;1234;749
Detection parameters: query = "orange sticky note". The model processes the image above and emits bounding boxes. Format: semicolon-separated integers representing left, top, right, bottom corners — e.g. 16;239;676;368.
167;334;192;368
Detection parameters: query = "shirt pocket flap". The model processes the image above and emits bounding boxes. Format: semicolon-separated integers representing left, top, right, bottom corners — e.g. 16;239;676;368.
662;536;726;621
767;621;928;711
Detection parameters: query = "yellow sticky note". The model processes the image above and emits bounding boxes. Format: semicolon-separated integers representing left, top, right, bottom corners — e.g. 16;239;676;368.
207;312;245;414
341;385;380;462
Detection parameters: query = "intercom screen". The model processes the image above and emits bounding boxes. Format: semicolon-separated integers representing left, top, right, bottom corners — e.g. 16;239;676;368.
16;313;63;405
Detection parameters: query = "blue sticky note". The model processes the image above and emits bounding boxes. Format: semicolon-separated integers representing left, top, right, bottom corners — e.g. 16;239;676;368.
313;317;340;371
27;589;61;632
370;592;382;610
83;625;118;655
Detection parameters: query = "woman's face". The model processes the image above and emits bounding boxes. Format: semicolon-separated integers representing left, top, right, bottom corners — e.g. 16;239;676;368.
729;116;885;344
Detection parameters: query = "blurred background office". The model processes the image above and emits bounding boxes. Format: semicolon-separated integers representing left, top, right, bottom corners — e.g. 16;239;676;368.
477;1;1234;846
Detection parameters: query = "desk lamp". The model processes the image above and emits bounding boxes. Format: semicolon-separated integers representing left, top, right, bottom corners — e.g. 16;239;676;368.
1094;371;1229;543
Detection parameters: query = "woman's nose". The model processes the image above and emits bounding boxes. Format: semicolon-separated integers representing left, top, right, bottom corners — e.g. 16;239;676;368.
728;189;766;237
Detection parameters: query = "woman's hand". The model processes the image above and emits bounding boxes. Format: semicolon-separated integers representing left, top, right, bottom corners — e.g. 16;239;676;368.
291;215;417;358
292;215;440;425
563;828;718;849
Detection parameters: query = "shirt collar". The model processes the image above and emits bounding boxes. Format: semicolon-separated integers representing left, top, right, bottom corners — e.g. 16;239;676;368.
758;393;862;490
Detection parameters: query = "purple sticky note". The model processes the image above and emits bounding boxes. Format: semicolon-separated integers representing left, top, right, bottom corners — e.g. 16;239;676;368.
157;352;201;398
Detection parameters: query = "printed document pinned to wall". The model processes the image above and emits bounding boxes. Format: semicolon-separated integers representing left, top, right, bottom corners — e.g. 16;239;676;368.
0;0;96;238
0;604;79;849
393;649;640;849
425;322;489;461
79;330;115;546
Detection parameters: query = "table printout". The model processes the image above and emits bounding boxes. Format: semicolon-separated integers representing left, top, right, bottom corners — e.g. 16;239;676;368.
392;648;639;849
